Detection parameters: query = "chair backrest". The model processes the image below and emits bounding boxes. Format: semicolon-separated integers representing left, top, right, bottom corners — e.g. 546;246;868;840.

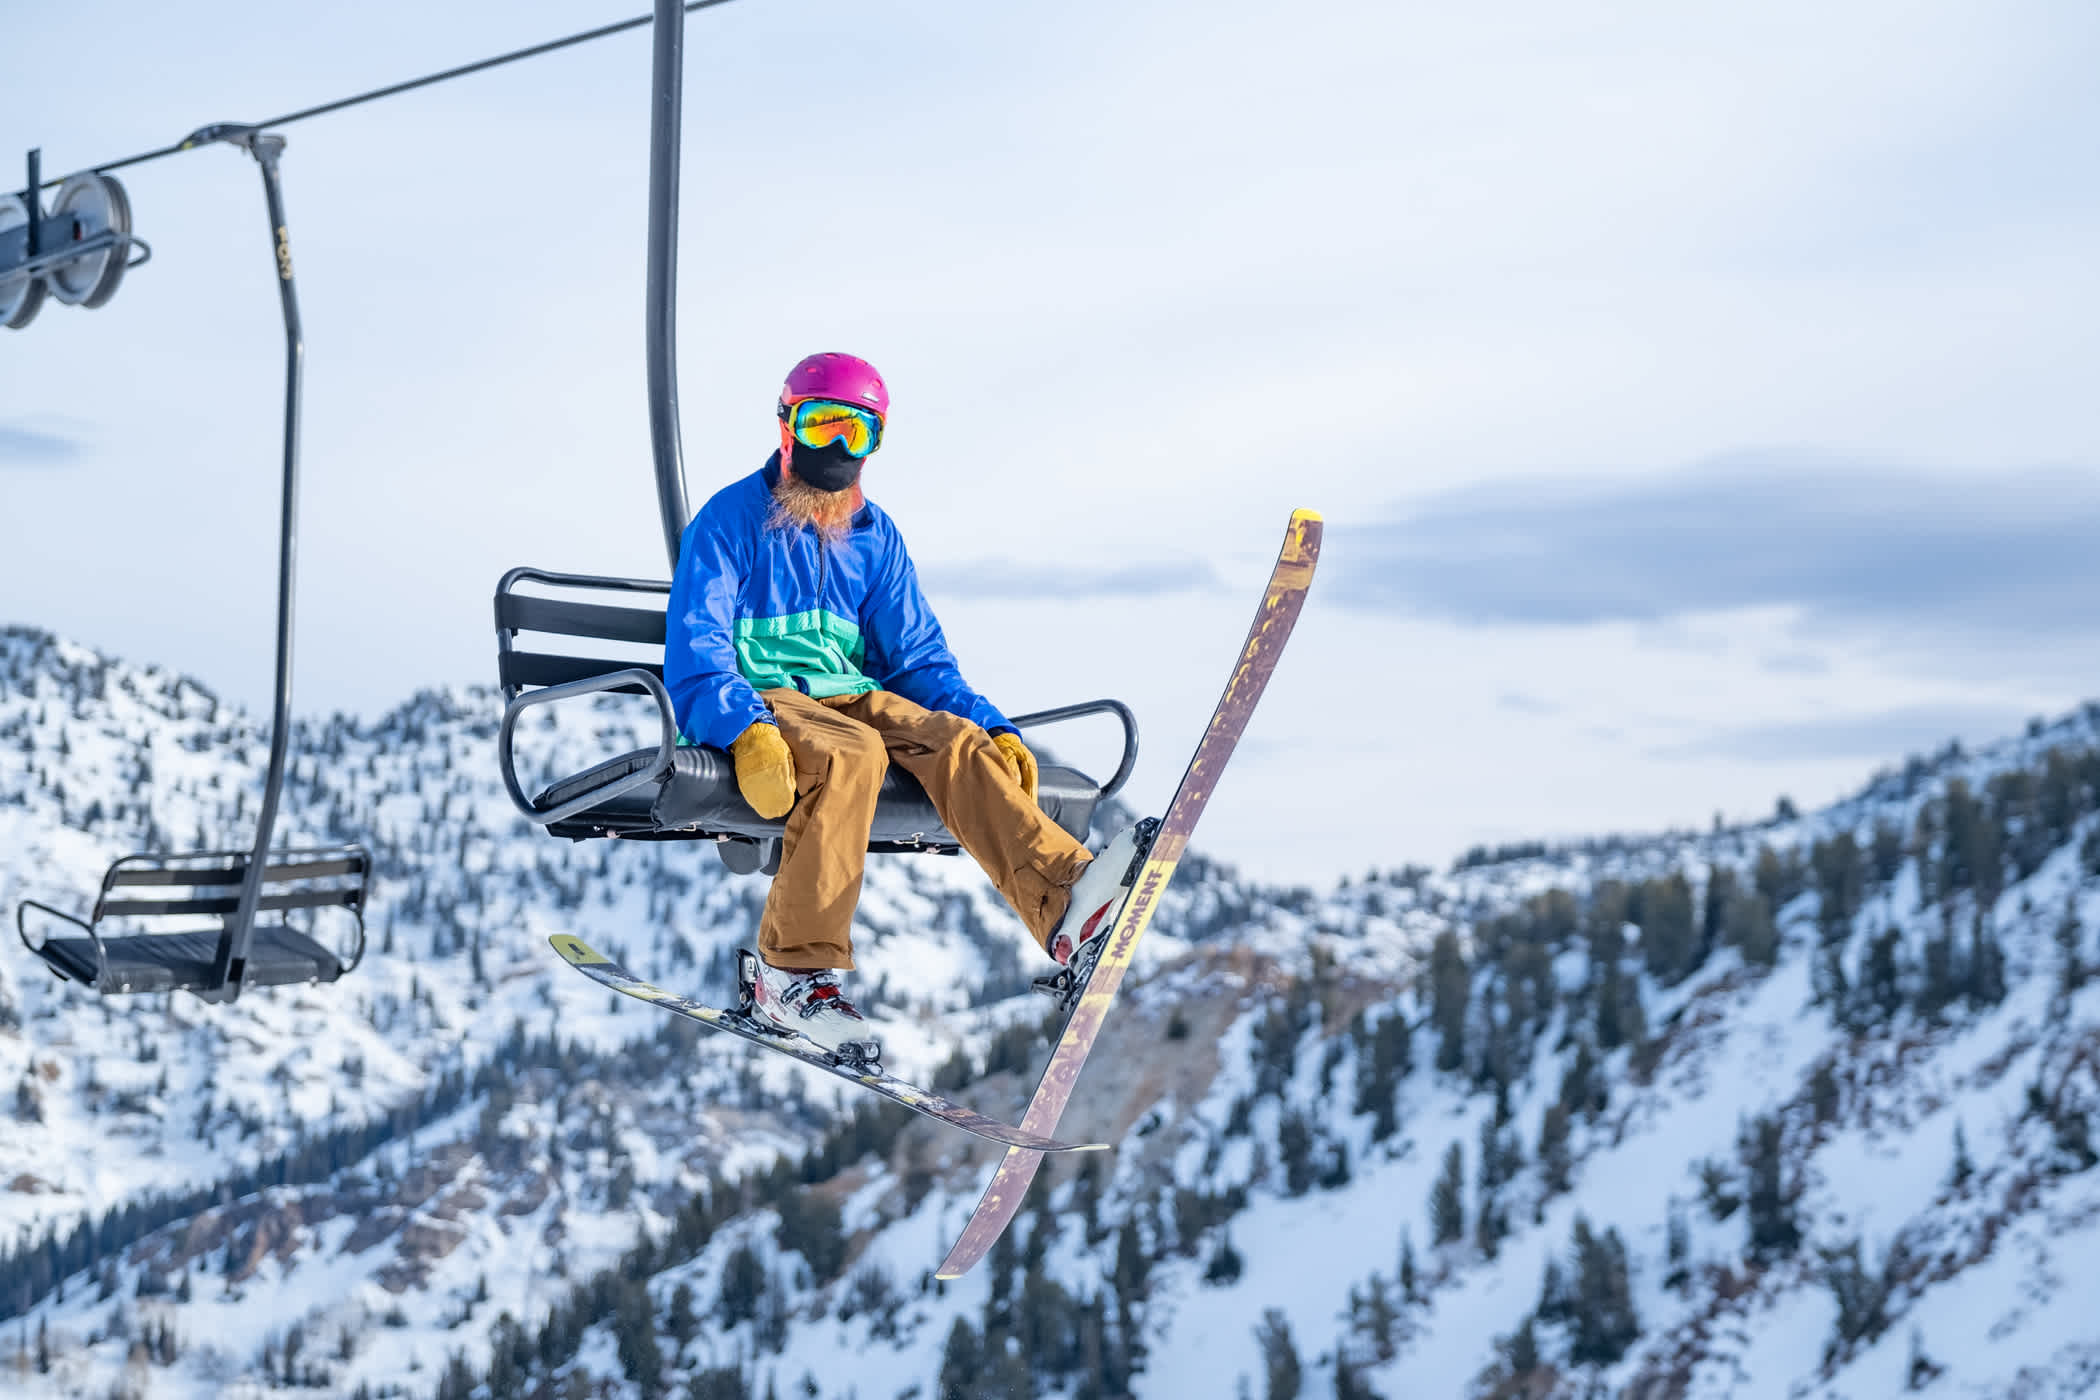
92;848;369;923
494;568;672;699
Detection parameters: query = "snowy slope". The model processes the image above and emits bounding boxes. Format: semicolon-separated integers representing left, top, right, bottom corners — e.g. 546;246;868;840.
3;626;2099;1399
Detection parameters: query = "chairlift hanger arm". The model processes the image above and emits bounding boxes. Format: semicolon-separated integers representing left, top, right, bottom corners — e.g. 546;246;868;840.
204;132;303;999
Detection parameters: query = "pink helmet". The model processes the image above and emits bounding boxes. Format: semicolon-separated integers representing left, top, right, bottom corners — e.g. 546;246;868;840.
780;352;889;418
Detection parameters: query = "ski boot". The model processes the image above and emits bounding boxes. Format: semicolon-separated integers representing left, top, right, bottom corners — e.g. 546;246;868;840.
1032;817;1161;1015
737;949;883;1069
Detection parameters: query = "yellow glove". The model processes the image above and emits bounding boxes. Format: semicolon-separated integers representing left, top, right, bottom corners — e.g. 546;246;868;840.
992;731;1038;801
729;721;796;819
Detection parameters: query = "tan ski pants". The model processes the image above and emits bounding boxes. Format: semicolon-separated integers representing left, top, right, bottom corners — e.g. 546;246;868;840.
755;688;1092;971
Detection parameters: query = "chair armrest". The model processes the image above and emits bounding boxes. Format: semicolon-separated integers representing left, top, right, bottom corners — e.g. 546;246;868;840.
18;898;107;985
498;668;680;827
1008;699;1140;800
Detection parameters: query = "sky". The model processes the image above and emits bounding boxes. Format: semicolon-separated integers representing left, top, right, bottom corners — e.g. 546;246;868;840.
4;0;2100;886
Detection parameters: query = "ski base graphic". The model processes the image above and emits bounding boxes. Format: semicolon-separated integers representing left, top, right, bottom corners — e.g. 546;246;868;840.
936;507;1323;1278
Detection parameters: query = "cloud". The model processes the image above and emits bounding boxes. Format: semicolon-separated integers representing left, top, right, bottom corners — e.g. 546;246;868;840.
1330;455;2100;646
1759;650;1831;676
1648;701;2033;762
0;424;83;466
922;557;1226;602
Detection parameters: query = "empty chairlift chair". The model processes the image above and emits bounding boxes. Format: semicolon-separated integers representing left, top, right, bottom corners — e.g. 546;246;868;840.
493;567;1138;872
13;126;372;1000
18;847;370;996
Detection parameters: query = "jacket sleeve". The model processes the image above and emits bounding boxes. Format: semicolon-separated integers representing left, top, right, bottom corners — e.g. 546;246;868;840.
664;509;772;749
861;517;1014;735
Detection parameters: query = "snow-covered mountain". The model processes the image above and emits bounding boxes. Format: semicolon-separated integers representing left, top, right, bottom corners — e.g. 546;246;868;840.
3;624;2098;1399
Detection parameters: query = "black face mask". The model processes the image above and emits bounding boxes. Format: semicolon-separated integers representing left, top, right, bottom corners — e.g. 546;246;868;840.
789;439;864;493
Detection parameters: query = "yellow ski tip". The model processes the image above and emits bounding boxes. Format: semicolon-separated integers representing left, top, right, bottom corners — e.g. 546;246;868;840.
1291;507;1323;524
549;934;610;966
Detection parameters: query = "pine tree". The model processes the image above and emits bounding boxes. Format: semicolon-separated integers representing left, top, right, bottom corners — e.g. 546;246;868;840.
667;1281;698;1356
1113;1218;1151;1307
1862;927;1904;1022
613;1282;662;1392
1950;1120;1974;1189
1352;1009;1410;1143
1812;833;1865;943
1595;960;1631;1052
1821;1238;1891;1349
1664;1199;1691;1292
1429;1142;1465;1246
1753;844;1798;912
715;1243;766;1330
1279;1110;1317;1197
937;1318;981;1400
1538;1102;1572;1195
1919;920;1959;1019
1966;914;2007;1007
1808;1060;1841;1126
1906;1325;1945;1389
1557;1040;1605;1119
1397;1230;1420;1304
1568;1217;1639;1365
1478;1104;1516;1195
2056;902;2087;997
1640;872;1699;983
1358;1273;1397;1362
1742;1115;1801;1259
1473;1193;1504;1260
1506;1316;1540;1375
1702;867;1735;961
1730;890;1780;967
1429;931;1471;1073
1256;1309;1302;1400
1536;1251;1569;1327
1333;1346;1384;1400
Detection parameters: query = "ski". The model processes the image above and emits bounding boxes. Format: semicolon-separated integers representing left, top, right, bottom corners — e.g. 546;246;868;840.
935;508;1323;1278
549;935;1108;1155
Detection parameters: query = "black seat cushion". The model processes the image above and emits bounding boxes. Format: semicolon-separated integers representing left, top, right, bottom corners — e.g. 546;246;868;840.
36;927;346;995
535;744;1101;847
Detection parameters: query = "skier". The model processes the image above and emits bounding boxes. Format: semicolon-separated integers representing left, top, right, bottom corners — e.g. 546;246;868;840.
665;352;1148;1051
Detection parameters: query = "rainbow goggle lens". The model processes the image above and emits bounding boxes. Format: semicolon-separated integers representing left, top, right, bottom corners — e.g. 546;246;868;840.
784;399;885;459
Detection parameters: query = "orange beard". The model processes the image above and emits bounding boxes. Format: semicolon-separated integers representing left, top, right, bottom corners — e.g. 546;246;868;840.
768;471;858;544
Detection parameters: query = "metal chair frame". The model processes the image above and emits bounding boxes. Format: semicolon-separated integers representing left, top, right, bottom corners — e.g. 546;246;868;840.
493;566;1139;854
18;845;371;994
15;128;373;1000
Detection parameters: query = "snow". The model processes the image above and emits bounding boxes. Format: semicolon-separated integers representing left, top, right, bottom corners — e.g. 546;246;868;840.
4;627;2100;1397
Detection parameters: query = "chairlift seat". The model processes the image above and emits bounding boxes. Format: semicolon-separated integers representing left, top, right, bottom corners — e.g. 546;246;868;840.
17;847;369;997
533;739;1105;848
495;568;1138;861
32;926;347;996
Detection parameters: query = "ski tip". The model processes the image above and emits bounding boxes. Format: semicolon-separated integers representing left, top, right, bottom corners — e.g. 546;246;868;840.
1291;507;1323;524
549;934;610;967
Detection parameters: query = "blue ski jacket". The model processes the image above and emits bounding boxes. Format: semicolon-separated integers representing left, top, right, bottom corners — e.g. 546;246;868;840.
664;458;1014;750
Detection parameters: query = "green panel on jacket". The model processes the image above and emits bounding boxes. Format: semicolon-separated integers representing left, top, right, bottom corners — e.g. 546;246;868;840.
734;608;880;700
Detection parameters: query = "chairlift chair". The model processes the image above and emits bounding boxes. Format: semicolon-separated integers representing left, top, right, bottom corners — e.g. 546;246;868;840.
492;567;1138;874
494;0;1140;877
18;848;370;997
14;126;371;1000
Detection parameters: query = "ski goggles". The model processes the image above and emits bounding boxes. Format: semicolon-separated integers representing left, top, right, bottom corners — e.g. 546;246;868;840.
783;398;885;459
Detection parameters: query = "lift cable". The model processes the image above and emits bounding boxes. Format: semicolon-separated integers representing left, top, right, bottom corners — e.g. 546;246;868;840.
50;0;741;184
